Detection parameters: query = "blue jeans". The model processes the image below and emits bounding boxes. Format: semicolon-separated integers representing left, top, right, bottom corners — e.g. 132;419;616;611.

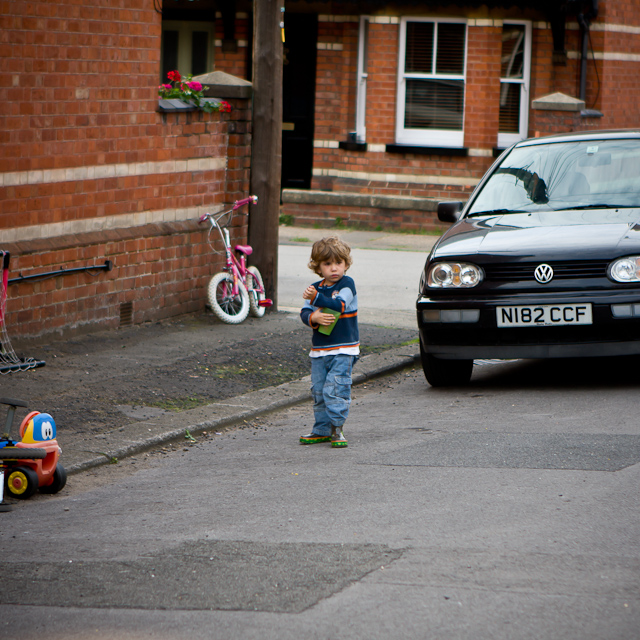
310;354;357;436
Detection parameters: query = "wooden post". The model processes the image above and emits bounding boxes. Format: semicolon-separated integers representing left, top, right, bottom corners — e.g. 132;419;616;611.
249;0;283;308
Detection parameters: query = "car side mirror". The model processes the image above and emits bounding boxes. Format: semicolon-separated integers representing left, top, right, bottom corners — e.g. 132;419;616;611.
437;201;463;223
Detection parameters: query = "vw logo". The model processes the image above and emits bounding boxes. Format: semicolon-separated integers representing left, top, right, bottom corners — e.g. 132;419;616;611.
534;263;554;284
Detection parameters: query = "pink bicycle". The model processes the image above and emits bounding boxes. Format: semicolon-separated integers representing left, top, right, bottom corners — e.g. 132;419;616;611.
199;196;272;324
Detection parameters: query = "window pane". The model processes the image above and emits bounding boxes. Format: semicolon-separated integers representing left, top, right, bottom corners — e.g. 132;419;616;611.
192;31;209;76
406;22;434;73
405;78;464;130
162;30;178;81
435;23;465;75
501;25;524;79
499;83;521;133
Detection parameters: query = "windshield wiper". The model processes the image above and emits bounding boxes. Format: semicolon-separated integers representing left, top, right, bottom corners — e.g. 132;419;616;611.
467;208;528;217
554;204;636;211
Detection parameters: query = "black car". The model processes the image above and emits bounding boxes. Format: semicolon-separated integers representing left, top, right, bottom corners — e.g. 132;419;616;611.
417;129;640;386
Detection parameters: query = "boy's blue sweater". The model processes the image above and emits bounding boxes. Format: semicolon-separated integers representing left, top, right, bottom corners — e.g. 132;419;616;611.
300;275;359;353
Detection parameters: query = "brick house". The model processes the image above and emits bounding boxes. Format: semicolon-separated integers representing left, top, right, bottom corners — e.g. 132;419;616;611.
211;0;638;232
0;0;252;342
2;0;639;342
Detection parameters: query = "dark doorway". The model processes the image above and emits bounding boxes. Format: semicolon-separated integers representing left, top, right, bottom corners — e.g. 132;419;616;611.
281;14;318;190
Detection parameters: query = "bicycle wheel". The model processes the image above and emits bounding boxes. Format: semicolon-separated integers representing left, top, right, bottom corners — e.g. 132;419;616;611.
207;272;250;324
247;266;267;318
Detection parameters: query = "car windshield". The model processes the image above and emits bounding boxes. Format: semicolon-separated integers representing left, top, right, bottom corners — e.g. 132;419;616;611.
467;138;640;216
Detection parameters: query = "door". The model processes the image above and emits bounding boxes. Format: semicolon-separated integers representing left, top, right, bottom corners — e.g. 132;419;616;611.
281;14;317;190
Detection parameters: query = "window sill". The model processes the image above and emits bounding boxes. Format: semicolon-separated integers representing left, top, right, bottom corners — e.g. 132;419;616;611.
386;144;468;157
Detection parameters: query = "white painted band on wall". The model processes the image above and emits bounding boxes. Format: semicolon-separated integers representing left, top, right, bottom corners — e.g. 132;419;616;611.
0;157;227;188
567;22;640;35
468;148;495;157
1;205;224;244
318;15;358;23
567;50;640;61
312;167;480;187
370;16;399;24
468;19;503;27
215;39;248;47
317;43;344;50
314;140;340;148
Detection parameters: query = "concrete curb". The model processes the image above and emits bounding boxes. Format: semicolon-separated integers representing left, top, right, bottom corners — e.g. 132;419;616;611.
64;344;420;474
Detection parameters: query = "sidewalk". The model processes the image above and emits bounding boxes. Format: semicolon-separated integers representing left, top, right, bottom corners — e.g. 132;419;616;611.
278;225;439;253
4;227;431;476
63;334;418;474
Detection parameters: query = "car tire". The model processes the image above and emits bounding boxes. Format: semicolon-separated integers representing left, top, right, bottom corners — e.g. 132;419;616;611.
420;342;473;387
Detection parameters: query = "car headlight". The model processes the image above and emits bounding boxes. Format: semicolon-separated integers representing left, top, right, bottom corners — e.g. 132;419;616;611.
427;262;483;288
609;256;640;283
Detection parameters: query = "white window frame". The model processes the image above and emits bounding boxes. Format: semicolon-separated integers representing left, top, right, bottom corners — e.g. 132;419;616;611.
497;20;532;149
161;20;215;79
396;17;468;148
355;16;370;143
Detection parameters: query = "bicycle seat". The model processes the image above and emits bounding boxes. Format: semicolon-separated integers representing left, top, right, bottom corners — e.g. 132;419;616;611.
235;245;253;256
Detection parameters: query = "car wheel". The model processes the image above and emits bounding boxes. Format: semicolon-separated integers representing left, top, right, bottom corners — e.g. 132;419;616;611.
5;466;39;499
39;463;67;494
420;342;473;387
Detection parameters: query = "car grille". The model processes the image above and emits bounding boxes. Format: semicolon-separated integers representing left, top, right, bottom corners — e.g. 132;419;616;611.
483;260;610;282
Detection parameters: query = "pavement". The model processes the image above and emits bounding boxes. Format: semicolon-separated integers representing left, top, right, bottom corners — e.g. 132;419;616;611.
3;227;438;477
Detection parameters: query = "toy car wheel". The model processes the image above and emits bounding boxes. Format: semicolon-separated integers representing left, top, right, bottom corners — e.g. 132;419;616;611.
5;466;39;500
39;463;67;494
0;446;46;459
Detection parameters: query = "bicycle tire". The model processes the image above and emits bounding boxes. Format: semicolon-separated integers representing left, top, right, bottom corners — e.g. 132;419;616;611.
0;447;46;460
247;266;267;318
207;272;250;324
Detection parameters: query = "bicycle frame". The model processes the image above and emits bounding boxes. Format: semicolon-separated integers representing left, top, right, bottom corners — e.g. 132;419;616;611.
199;196;263;300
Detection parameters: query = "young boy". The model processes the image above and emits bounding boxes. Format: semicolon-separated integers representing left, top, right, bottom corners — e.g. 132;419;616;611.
300;236;359;448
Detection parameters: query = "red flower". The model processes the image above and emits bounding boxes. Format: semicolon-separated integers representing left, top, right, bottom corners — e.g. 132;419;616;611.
187;81;203;92
167;70;181;82
220;101;232;113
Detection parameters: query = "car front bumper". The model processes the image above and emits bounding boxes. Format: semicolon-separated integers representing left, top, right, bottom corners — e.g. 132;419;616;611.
417;289;640;360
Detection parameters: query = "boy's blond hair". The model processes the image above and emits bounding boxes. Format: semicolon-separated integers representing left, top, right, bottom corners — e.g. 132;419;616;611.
308;236;353;276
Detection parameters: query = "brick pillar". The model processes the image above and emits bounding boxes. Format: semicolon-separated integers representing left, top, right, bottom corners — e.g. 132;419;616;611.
464;21;502;151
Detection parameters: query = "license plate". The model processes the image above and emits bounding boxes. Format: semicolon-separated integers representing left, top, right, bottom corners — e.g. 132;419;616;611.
496;304;593;327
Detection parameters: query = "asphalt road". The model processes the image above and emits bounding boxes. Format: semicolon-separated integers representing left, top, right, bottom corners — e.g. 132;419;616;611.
1;356;639;639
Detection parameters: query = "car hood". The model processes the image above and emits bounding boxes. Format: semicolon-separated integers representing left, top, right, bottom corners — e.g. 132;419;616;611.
433;209;640;261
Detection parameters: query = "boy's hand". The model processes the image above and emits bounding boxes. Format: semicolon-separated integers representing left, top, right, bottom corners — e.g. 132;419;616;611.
310;309;337;326
302;285;317;301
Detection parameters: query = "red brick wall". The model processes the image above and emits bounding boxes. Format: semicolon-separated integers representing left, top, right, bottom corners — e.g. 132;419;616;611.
464;24;502;150
0;0;251;341
280;201;443;234
214;13;251;80
599;1;640;128
309;18;489;207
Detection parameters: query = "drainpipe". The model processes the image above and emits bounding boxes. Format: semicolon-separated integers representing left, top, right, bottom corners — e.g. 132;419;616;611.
577;0;598;102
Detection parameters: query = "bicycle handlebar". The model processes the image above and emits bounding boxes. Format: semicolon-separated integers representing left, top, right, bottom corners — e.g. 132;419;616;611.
232;195;258;210
199;195;258;224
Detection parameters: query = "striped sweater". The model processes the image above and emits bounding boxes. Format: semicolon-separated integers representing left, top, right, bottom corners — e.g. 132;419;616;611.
300;275;360;355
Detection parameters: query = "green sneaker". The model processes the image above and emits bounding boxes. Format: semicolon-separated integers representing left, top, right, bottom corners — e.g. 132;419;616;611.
300;433;331;445
331;427;348;448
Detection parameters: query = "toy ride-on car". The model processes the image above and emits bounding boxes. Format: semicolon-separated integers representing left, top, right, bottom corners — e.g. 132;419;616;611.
0;397;66;502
